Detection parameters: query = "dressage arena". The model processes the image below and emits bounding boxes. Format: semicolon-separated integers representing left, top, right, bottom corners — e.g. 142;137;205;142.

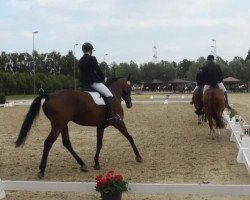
1;93;250;200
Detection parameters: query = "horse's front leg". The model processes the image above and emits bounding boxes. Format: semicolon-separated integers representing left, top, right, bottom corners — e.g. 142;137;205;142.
113;120;143;163
94;126;104;170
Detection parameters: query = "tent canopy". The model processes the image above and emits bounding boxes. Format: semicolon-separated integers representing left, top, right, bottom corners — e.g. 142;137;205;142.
223;77;242;83
170;78;190;84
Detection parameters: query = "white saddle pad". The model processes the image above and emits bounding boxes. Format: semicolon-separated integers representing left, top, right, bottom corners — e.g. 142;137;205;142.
87;92;105;105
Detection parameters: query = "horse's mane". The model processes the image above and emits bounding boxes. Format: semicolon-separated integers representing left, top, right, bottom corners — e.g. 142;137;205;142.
106;77;124;86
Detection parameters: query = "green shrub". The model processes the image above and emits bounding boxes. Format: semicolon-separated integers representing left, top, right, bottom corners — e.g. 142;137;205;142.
0;93;6;104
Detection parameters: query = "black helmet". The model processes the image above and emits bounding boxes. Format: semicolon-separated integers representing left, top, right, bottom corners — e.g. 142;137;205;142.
82;42;94;52
207;54;214;61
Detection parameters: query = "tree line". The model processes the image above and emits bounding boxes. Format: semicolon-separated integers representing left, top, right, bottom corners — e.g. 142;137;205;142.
0;49;250;95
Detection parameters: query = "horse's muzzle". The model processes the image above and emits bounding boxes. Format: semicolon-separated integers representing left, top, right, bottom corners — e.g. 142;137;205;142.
126;102;133;108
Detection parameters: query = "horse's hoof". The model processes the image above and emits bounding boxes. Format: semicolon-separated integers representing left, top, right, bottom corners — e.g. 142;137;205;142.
37;171;44;180
136;157;143;163
94;165;101;170
198;122;201;125
80;165;88;172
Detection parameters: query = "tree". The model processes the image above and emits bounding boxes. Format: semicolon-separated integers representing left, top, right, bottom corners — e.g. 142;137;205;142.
112;61;140;84
229;56;247;81
59;51;74;76
176;59;193;79
245;60;250;81
186;57;206;81
245;49;250;62
0;52;8;72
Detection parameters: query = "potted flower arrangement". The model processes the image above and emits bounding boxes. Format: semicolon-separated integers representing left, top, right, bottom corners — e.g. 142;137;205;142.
95;170;128;200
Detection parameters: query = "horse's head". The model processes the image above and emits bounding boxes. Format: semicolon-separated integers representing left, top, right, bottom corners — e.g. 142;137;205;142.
110;74;133;108
122;74;133;108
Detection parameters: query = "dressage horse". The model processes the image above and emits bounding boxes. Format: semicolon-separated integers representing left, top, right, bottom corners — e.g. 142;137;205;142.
192;87;206;125
15;75;142;179
203;86;225;139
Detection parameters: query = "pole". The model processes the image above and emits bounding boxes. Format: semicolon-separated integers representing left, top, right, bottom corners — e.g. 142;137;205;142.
73;44;78;90
211;39;217;59
33;31;38;95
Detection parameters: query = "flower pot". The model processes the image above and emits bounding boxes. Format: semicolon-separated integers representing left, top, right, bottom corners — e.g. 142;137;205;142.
100;191;122;200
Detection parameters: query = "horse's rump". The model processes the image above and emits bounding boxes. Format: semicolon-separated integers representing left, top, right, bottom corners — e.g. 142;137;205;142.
203;87;225;129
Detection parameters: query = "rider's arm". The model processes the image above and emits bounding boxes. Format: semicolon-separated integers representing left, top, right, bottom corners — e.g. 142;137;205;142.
92;56;105;81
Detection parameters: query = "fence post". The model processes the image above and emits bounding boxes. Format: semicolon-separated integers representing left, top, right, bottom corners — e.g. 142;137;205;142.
0;180;6;199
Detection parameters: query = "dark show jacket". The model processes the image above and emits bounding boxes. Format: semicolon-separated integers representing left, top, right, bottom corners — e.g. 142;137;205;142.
78;54;105;87
202;61;223;86
196;70;205;87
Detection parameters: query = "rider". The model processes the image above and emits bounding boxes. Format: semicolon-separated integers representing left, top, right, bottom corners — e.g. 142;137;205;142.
202;55;231;109
190;67;205;104
78;42;120;123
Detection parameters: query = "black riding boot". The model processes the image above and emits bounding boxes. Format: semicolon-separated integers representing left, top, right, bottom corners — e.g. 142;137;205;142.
106;97;120;123
224;92;232;110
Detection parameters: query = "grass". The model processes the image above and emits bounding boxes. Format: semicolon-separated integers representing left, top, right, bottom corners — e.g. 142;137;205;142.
6;94;35;100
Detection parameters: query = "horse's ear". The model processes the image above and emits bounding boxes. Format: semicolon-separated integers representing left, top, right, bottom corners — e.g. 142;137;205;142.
127;74;131;81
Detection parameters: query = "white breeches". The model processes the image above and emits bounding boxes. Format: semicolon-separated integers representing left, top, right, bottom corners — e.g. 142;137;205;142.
203;82;227;94
91;82;113;97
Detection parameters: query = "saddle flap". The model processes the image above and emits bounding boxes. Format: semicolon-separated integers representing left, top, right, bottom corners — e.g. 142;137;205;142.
86;91;106;105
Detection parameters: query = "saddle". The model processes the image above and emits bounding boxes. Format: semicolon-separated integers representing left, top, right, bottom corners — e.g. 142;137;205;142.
79;86;106;105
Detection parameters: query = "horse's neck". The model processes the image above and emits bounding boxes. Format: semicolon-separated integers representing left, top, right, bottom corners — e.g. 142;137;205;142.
111;87;122;102
110;83;123;102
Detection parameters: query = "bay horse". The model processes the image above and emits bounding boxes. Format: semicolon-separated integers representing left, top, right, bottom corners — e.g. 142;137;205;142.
192;87;206;125
203;86;225;139
15;75;142;179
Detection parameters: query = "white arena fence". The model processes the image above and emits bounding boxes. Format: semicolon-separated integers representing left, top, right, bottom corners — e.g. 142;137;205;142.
0;100;33;107
2;181;250;199
224;112;250;174
0;95;191;108
1;101;250;198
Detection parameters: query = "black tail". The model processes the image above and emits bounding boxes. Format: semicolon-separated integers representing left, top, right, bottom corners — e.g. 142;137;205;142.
15;94;48;147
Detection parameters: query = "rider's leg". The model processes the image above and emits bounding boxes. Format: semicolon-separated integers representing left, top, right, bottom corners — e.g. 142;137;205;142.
91;82;120;122
203;85;210;95
218;82;231;109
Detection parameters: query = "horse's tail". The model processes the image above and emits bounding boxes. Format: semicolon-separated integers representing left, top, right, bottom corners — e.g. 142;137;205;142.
212;96;225;129
15;93;48;147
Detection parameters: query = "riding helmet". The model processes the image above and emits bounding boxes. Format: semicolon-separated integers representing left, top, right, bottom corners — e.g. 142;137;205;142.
82;42;94;52
207;54;214;61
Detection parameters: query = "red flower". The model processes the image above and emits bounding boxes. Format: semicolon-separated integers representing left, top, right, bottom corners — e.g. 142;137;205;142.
95;171;128;193
114;174;123;181
95;174;103;182
97;178;107;188
106;173;113;182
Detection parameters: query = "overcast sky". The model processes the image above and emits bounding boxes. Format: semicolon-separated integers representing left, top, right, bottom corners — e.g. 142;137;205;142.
0;0;250;64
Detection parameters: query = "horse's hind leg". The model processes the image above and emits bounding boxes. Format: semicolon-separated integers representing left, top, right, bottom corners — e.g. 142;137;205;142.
61;126;88;172
198;115;202;125
38;127;60;179
113;120;143;163
94;126;104;170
